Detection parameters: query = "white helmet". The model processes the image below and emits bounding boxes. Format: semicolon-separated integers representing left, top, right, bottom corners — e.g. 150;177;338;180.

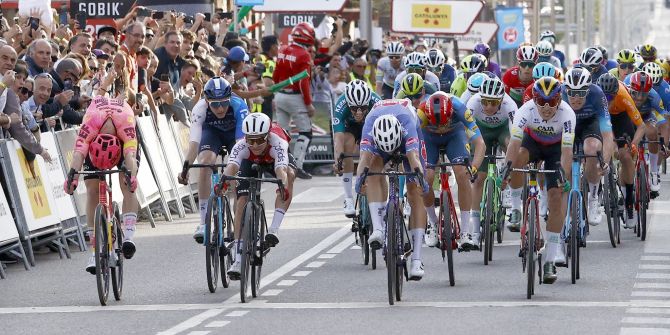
242;113;271;136
386;41;405;56
403;52;427;69
466;73;488;93
580;47;604;67
479;77;505;99
372;115;403;153
536;40;554;56
643;62;664;85
539;30;556;43
345;80;372;107
426;48;446;69
564;67;592;90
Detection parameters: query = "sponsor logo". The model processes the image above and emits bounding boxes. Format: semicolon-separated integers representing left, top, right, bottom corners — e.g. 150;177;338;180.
332;117;340;125
406;137;418;146
464;109;474;123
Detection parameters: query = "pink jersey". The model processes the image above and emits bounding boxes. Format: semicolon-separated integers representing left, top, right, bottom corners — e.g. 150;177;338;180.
75;96;138;157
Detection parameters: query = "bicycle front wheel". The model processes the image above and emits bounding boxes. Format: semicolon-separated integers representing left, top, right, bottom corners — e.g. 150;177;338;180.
251;204;266;298
483;180;494;265
240;203;254;303
205;196;220;293
604;168;618;248
94;204;110;306
111;203;123;301
569;194;579;284
386;202;397;306
220;196;234;289
441;191;455;287
526;200;536;299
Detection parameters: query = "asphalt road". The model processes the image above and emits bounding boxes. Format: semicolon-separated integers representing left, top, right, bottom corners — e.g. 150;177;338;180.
2;175;670;335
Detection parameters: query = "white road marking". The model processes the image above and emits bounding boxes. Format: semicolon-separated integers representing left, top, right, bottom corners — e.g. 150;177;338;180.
318;254;337;259
292;187;344;203
156;309;227;335
305;261;325;268
627;308;670;314
261;289;283;296
632;291;670;297
640;264;670;270
637;273;670;279
326;237;354;254
635;283;670;289
204;321;230;328
187;331;211;335
620;328;670;335
642;256;670;261
277;280;298;286
225;311;249;317
622;317;670;324
292;271;312;277
351;245;362;250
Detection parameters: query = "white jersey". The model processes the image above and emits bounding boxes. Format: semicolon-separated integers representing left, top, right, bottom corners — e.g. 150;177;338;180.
467;93;517;128
510;100;576;147
392;70;441;97
227;131;290;170
460;90;474;104
189;98;208;143
376;56;405;88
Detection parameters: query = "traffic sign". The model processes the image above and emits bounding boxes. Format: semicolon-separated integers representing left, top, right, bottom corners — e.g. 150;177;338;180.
391;0;484;35
253;0;347;12
453;22;499;50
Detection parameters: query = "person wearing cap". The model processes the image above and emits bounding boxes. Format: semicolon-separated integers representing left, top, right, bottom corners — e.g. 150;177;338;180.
97;26;118;42
224;46;271;104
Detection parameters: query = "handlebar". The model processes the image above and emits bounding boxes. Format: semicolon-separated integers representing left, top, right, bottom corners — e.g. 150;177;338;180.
427;158;475;182
68;166;131;190
500;161;566;185
218;173;286;199
358;166;422;189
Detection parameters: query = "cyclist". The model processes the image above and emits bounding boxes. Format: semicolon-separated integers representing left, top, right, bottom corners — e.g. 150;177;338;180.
623;71;667;198
419;91;485;250
451;54;488;98
473;43;502;78
577;47;608;82
610;49;637;81
468;77;517;232
539;30;567;70
392;52;440;97
503;76;576;284
597;73;646;228
376;41;405;99
503;45;538;107
523;62;558;104
355;99;429;280
536;40;562;70
64;96;139;273
459;72;493;104
639;44;658;64
395;72;437;107
427;48;457;93
223;113;296;279
562;67;613;226
596;45;618;71
643;62;670;146
332;80;381;217
178;77;249;243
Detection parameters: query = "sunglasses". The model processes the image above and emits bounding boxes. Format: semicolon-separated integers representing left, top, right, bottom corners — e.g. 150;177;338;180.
618;63;635;70
246;136;267;145
389;55;402;60
407;92;423;100
406;67;424;74
520;61;536;68
351;106;369;114
481;98;502;106
208;99;230;109
566;88;589;98
19;87;33;97
89;67;98;72
533;95;561;108
630;90;649;99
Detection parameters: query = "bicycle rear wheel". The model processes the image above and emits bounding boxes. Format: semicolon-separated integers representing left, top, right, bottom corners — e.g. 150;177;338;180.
251;204;266;298
240;203;253;303
205;196;220;293
395;213;405;302
483;180;494;265
570;195;579;284
605;168;619;248
111;203;123;301
526;200;536;299
386;202;397;305
441;191;455;286
94;204;110;306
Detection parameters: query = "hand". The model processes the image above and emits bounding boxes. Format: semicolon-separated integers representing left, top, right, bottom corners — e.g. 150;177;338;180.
79;94;92;105
47;117;56;128
175;15;185;29
306;104;316;117
33;110;43;121
628;144;639;160
123;175;138;192
277;187;290;201
9;112;21;125
177;170;189;185
40;148;52;163
332;162;342;175
55;90;74;105
414;167;430;195
2;70;15;87
63;177;78;195
195;13;205;23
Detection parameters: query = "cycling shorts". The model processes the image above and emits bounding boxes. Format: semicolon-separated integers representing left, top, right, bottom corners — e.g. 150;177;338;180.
521;133;562;190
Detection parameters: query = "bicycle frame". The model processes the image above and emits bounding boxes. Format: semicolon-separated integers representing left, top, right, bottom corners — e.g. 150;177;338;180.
437;157;461;245
563;158;585;242
520;170;543;256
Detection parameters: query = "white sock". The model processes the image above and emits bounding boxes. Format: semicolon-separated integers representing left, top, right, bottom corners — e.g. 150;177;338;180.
342;173;354;198
425;205;437;225
199;199;208;226
270;208;285;233
122;212;137;241
369;202;386;232
460;210;471;234
471;211;481;234
545;232;560;262
588;182;598;199
511;187;523;211
411;228;423;261
650;153;659;174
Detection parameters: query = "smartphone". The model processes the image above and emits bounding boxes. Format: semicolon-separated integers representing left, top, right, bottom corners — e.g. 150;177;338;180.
75;12;87;30
160;73;170;82
183;16;194;24
63;80;73;91
151;11;164;20
71;86;81;102
29;17;39;31
135;93;143;107
218;12;233;20
137;7;152;18
204;13;211;21
192;41;200;53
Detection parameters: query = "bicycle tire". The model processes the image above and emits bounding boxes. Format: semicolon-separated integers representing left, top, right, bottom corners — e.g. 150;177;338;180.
484;180;494;265
441;191;455;287
111;203;123;301
251;204;266;298
386;201;396;305
527;199;536;300
205;196;219;293
94;204;110;306
496;187;504;244
395;208;404;302
640;164;648;241
240;203;253;303
221;197;234;289
605;168;619;248
570;193;579;284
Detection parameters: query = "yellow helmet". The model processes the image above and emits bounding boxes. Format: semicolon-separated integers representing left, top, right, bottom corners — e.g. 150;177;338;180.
400;73;424;96
616;49;636;63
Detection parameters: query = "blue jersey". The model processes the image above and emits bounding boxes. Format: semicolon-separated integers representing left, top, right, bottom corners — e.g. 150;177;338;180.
361;99;422;155
653;81;670;113
438;64;458;92
202;95;249;139
623;75;666;116
561;83;611;132
605;59;618;71
553;50;566;69
418;95;482;140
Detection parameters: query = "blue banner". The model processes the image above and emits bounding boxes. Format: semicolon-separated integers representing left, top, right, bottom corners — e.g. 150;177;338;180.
236;0;265;5
495;7;525;50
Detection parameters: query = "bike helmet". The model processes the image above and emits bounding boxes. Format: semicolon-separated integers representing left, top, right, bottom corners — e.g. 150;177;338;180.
242;113;271;136
385;41;405;56
204;77;232;100
533;76;562;101
597;73;620;95
629;71;653;93
580;47;603;67
479;77;505;99
639;44;657;62
460;54;487;73
400;73;424;96
564;67;592;90
516;45;539;63
424;91;453;127
595;45;609;61
291;22;316;46
539;30;556;43
616;49;636;63
466;73;488;93
426;48;446;70
643;62;664;85
89;134;122;170
403;52;427;69
344;79;373;107
532;62;556;80
372;114;403;153
535;40;554;56
473;43;491;59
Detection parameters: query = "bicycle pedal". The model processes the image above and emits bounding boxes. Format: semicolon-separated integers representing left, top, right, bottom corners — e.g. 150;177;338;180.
408;276;422;281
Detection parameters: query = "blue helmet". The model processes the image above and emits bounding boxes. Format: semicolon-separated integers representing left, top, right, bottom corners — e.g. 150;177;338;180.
532;62;556;80
204;77;232;100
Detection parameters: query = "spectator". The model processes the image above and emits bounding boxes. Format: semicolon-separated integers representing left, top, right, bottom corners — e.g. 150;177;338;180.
95;38;119;60
17;77;33;105
181;30;197;59
328;67;347;96
153;31;183;92
10;64;28;99
25;39;51;76
350;58;373;88
120;22;145;93
257;35;278;120
97;26;118;42
42;59;84;127
178;59;203;110
67;32;93;57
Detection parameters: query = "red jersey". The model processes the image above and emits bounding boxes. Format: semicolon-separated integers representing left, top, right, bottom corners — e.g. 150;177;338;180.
502;66;534;107
273;43;313;105
523;85;533;104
